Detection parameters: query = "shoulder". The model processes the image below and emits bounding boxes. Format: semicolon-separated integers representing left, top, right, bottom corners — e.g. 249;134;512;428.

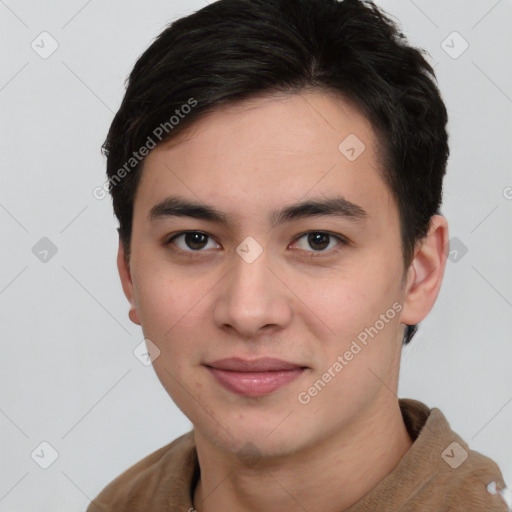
442;446;509;511
86;430;197;512
398;400;509;511
424;406;509;511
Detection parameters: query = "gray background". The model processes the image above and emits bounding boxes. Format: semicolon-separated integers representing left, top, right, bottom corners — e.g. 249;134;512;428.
0;0;511;510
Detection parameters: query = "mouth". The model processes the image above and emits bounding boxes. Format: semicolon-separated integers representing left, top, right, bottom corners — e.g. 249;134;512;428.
204;357;308;397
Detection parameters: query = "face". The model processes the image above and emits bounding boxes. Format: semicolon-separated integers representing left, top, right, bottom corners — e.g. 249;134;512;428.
119;91;425;459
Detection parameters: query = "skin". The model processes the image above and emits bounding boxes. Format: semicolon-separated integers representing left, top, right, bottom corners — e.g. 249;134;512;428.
117;91;449;512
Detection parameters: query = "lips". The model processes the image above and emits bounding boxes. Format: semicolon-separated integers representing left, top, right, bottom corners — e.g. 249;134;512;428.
204;357;307;397
204;357;306;372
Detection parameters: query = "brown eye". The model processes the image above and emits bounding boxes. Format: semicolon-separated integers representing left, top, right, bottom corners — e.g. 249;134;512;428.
291;231;346;253
307;232;330;251
166;231;220;252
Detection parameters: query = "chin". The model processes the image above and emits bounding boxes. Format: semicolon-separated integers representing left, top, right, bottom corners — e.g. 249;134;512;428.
196;416;311;462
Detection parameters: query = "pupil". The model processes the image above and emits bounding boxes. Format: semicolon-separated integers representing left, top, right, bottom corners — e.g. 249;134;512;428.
186;232;207;250
308;233;329;251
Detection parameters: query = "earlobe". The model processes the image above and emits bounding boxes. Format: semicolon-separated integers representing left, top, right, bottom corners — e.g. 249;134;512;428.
117;238;141;326
400;215;449;326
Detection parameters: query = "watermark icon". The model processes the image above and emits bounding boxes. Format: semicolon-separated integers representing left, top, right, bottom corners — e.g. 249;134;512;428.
441;31;469;59
445;236;468;264
297;302;403;405
503;186;512;200
31;441;59;469
237;441;263;468
93;98;198;200
338;134;366;161
31;31;59;59
32;237;58;263
133;338;161;366
441;441;468;469
236;236;264;264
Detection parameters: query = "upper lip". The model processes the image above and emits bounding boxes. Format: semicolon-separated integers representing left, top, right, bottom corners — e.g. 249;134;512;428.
205;357;306;372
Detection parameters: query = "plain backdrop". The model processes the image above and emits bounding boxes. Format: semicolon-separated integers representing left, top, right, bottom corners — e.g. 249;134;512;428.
0;0;511;510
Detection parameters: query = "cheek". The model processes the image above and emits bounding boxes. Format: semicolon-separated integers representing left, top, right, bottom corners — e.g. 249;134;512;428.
140;289;207;411
296;257;403;382
299;261;396;337
132;259;214;347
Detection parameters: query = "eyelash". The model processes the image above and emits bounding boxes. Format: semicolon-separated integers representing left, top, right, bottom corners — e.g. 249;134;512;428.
163;230;348;258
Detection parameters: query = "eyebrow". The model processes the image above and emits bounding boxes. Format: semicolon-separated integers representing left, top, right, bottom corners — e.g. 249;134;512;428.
148;194;368;227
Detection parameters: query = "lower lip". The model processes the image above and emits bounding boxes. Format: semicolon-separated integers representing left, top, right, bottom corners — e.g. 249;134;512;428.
206;366;305;397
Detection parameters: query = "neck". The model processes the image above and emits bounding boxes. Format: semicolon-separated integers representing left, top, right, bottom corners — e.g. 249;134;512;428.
192;398;413;512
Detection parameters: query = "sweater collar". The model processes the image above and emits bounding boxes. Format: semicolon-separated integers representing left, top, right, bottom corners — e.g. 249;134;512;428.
166;399;508;511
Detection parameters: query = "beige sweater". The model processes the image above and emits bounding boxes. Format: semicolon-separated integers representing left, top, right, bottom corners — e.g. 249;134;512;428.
87;399;509;511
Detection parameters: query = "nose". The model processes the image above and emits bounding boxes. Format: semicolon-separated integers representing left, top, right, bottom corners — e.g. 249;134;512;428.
212;245;293;339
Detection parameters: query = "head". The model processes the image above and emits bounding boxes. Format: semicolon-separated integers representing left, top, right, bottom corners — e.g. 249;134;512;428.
107;0;449;458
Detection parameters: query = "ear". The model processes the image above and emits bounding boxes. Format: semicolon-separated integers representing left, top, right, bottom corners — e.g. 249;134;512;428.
117;237;141;326
400;214;449;326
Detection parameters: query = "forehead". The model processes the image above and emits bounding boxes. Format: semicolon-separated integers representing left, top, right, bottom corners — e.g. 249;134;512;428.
133;91;395;229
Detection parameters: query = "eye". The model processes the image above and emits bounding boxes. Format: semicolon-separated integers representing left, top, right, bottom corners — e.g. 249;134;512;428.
165;231;220;252
164;230;347;256
290;231;346;254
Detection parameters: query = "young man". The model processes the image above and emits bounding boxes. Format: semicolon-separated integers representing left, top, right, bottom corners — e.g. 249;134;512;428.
88;0;509;510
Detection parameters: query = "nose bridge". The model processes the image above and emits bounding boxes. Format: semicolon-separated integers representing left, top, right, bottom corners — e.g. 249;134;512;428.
231;244;270;298
213;239;291;335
